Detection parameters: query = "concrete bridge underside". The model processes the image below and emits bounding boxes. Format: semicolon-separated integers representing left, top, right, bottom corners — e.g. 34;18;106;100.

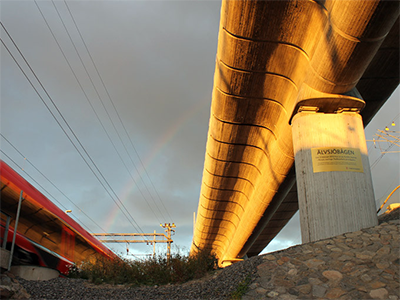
191;0;399;265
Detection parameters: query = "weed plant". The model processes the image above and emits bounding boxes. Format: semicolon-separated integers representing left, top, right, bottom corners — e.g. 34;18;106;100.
229;274;252;299
68;248;218;286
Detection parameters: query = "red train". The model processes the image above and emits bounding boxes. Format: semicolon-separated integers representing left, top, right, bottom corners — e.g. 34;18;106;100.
1;222;74;275
0;160;116;275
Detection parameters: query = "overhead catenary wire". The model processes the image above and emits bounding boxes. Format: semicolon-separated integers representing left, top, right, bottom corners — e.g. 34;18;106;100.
20;0;149;233
0;152;128;256
4;152;131;256
0;22;146;239
375;130;400;153
47;0;164;224
0;150;105;236
370;144;395;170
1;151;69;212
369;113;399;169
366;113;399;213
0;34;142;237
0;134;107;234
63;0;173;222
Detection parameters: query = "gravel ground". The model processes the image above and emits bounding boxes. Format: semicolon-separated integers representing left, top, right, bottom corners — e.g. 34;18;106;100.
18;256;263;299
15;208;399;299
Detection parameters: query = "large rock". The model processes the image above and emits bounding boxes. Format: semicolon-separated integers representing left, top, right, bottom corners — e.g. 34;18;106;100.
0;272;30;299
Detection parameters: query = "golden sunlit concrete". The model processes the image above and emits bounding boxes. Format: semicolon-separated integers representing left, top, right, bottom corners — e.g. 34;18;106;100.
191;0;399;265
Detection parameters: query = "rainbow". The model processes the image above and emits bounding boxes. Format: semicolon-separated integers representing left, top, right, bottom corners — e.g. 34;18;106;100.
104;97;210;232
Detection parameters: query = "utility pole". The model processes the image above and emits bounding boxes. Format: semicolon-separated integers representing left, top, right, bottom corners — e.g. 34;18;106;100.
160;223;176;262
92;231;173;258
367;122;399;154
366;123;399;212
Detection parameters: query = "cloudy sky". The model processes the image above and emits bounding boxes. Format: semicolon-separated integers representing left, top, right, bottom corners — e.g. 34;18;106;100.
1;0;399;258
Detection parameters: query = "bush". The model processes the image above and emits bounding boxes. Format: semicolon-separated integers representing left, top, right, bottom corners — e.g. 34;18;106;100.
68;248;218;286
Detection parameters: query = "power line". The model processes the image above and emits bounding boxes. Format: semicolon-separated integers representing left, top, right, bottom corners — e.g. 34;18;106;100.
64;0;173;222
368;115;399;169
64;0;171;221
1;151;68;213
0;134;107;234
1;21;145;237
48;0;164;224
1;150;96;235
370;143;395;170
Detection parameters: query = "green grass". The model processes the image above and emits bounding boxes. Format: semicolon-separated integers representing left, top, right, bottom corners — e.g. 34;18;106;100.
229;274;252;299
68;248;218;286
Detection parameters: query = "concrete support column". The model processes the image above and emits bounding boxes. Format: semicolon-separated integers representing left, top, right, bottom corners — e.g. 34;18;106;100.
292;111;377;243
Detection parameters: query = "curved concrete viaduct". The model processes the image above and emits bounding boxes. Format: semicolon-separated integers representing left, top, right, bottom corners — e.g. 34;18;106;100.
191;0;399;266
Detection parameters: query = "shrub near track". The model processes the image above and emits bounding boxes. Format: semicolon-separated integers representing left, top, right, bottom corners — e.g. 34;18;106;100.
68;248;218;286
